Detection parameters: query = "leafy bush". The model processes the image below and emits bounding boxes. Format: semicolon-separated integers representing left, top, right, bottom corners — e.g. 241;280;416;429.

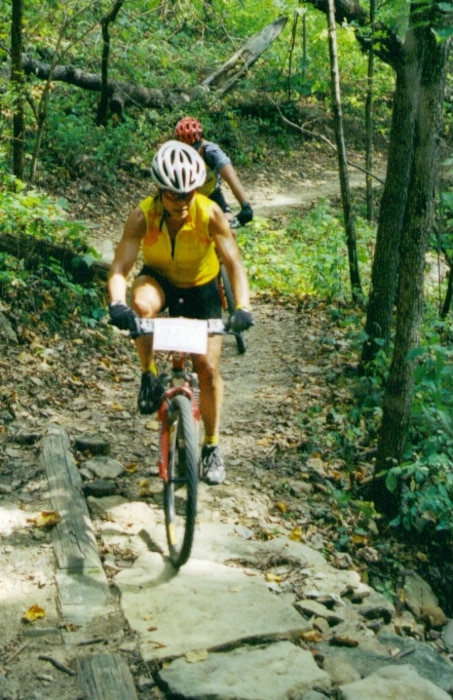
1;252;105;333
385;343;453;539
0;177;105;333
0;175;91;246
237;201;374;301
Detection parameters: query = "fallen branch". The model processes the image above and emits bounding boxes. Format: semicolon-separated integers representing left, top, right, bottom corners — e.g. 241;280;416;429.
5;641;30;665
201;17;288;95
76;637;106;646
39;654;76;676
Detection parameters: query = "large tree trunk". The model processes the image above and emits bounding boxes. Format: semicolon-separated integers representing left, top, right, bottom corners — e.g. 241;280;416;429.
365;0;376;222
372;15;449;512
360;38;421;363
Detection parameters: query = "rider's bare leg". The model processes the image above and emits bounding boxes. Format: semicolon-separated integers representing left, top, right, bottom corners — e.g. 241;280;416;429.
131;275;164;371
192;335;224;442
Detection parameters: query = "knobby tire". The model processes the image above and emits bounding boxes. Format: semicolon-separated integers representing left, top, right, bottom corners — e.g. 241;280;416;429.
163;394;198;568
220;264;247;355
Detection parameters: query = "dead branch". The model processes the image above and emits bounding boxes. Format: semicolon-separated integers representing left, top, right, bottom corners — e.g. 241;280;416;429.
38;655;76;676
268;96;385;185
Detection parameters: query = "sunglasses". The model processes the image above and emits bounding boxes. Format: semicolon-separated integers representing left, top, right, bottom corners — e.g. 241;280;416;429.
161;190;195;201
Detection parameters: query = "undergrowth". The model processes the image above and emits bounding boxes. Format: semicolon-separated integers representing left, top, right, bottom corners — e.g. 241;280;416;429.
0;176;106;336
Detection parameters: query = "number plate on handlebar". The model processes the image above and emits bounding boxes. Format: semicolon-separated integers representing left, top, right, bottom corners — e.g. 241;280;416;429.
153;317;208;354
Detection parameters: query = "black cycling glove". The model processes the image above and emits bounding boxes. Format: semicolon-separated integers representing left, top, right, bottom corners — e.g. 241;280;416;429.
109;302;138;332
237;202;253;225
228;308;254;333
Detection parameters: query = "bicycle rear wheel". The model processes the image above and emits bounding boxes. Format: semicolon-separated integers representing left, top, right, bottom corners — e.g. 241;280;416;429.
220;264;247;355
164;394;198;568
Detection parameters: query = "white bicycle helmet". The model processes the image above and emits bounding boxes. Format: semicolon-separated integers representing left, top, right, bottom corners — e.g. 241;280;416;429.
151;140;206;193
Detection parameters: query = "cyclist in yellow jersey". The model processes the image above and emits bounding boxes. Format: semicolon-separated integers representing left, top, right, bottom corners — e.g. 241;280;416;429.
107;141;253;485
175;116;253;224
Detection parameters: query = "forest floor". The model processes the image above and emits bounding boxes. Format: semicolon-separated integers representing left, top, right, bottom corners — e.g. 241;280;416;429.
1;140;452;698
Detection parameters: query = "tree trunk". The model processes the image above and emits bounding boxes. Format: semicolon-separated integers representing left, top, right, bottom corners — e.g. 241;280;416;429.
327;0;361;300
372;16;449;512
97;0;124;126
11;0;24;180
441;261;453;318
365;0;376;222
360;55;420;363
200;17;287;95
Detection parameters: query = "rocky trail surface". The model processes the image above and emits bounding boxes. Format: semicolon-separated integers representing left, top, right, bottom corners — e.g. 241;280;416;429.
1;153;453;699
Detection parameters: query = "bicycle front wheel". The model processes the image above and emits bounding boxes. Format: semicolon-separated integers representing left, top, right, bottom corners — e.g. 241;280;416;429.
220;265;247;355
164;394;198;568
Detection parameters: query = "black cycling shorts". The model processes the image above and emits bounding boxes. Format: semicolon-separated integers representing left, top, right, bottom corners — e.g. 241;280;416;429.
137;267;222;320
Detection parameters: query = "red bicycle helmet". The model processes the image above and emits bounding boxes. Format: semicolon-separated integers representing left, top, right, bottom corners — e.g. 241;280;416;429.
175;117;203;145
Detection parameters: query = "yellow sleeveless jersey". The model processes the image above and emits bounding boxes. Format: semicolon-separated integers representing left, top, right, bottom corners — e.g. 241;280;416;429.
198;169;217;198
139;193;220;288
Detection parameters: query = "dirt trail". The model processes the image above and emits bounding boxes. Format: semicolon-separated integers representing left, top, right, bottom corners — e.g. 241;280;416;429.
0;292;325;698
10;150;453;700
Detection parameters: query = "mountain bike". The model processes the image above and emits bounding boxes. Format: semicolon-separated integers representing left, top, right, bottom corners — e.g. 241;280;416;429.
134;316;224;569
218;216;247;355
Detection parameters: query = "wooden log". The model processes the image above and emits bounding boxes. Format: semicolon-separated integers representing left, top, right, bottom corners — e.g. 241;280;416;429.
0;231;110;282
40;424;103;572
77;654;139;700
40;425;113;628
201;17;288;94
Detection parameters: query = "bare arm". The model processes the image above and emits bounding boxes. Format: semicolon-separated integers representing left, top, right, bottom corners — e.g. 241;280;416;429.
218;163;249;207
108;207;146;304
209;204;251;310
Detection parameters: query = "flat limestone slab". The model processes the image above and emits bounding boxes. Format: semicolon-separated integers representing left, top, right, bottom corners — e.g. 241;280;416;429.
114;552;309;661
159;641;331;700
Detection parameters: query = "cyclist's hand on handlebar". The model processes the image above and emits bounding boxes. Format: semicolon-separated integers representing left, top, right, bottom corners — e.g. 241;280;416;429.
109;302;139;332
227;308;254;332
237;202;253;226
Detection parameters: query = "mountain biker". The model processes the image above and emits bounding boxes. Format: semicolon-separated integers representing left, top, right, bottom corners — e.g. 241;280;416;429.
107;140;254;486
174;116;253;225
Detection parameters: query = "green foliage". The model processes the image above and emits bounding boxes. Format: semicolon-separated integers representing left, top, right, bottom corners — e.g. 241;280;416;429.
237;201;374;301
435;167;453;275
42;109;147;183
385;342;453;538
0;174;90;247
0;251;105;332
0;176;104;332
0;0;397;182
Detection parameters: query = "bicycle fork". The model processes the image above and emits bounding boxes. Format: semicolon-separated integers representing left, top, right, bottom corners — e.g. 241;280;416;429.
157;383;200;483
